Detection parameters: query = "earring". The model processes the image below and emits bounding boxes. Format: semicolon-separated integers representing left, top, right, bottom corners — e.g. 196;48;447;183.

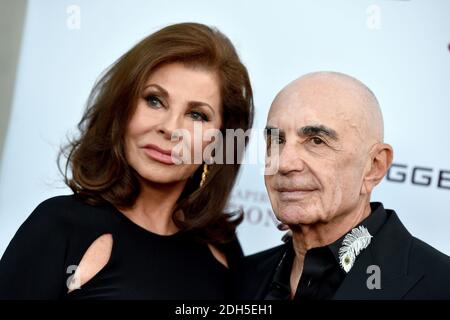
199;163;209;188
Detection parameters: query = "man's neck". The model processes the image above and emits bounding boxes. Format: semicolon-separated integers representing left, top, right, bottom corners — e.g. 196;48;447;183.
289;201;372;298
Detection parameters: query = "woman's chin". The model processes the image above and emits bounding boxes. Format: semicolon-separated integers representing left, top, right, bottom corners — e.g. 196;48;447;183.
138;172;187;186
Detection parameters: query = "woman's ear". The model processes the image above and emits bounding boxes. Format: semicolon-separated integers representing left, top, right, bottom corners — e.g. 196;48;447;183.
362;143;394;195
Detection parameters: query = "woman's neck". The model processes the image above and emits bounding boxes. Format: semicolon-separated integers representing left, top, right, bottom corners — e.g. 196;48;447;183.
119;178;187;235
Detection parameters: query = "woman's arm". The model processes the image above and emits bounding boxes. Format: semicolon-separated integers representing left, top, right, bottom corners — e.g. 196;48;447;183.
0;198;69;299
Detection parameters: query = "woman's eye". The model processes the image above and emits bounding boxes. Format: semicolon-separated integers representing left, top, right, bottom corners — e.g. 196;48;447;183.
145;95;163;108
189;111;209;122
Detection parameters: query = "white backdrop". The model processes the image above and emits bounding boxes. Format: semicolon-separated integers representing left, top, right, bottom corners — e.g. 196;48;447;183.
1;0;449;257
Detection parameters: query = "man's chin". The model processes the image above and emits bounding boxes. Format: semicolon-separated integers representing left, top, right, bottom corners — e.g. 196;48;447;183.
276;209;319;226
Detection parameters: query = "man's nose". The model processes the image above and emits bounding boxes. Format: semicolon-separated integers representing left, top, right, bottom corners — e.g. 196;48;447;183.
277;142;306;175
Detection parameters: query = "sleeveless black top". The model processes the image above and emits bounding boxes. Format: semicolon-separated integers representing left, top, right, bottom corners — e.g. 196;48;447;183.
0;195;242;299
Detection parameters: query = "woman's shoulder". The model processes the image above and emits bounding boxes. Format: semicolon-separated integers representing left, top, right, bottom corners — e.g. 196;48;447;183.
27;194;116;233
35;194;100;212
0;194;115;298
32;194;78;218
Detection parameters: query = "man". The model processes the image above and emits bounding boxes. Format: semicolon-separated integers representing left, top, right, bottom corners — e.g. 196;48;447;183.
234;72;450;300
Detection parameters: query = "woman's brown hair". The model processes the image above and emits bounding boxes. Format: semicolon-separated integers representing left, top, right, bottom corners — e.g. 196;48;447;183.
59;22;254;244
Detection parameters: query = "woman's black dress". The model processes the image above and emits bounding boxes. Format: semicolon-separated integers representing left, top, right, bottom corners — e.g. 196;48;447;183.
0;195;242;299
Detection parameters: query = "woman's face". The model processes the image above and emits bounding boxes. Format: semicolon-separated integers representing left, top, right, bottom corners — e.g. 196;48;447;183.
125;62;222;185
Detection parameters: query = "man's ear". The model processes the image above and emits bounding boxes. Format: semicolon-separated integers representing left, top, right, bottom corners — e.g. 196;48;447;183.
361;143;393;195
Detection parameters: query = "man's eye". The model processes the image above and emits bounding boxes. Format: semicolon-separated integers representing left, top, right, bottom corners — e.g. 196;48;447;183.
145;95;163;108
311;137;324;145
269;136;284;145
266;136;283;155
275;137;284;144
189;111;209;122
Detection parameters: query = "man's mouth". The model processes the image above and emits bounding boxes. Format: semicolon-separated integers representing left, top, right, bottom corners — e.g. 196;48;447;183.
275;187;317;200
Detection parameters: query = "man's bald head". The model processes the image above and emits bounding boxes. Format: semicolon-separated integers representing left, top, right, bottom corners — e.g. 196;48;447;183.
265;71;393;229
271;71;385;144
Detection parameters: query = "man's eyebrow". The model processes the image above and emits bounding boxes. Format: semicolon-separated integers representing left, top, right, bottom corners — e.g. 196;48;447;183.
298;125;339;140
264;126;284;136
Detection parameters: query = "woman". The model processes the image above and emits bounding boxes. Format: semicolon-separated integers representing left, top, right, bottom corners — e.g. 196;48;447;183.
0;22;253;299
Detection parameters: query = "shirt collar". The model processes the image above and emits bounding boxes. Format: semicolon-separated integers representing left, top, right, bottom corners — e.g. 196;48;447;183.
280;202;388;268
328;202;387;265
269;203;388;294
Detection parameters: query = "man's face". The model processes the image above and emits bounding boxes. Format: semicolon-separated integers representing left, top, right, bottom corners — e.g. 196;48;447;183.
264;80;371;226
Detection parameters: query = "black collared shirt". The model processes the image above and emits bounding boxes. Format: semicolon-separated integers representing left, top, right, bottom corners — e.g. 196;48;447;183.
265;202;388;300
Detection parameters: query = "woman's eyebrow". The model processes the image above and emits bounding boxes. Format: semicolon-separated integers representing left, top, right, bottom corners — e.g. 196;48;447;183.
144;84;216;115
143;84;169;98
188;101;215;114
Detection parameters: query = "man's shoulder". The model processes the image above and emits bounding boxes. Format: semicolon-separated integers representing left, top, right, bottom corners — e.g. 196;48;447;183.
401;237;450;299
231;243;287;300
410;237;450;272
244;243;287;264
383;208;450;271
380;209;450;298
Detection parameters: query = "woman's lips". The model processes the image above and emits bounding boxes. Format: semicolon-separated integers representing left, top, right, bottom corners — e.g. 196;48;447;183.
142;144;179;165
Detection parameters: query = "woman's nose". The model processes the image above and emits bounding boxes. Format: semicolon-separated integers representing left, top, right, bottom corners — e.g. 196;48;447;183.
156;109;183;140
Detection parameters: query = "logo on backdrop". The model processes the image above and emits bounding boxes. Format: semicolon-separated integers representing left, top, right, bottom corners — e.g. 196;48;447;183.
228;190;278;228
386;163;450;190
